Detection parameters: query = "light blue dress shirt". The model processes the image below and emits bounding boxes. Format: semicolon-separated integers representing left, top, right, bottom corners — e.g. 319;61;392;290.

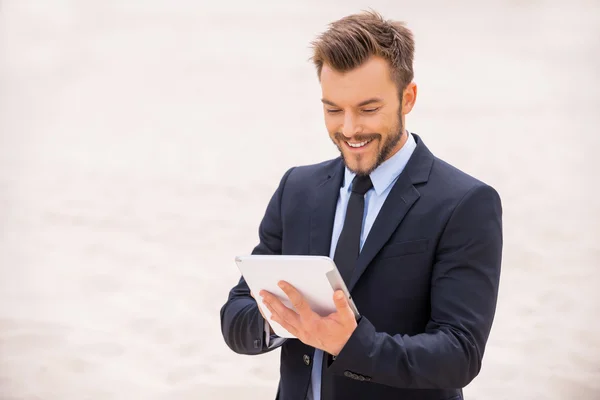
267;132;417;400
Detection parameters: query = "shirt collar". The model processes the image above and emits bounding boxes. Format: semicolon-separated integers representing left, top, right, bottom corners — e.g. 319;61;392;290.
343;131;417;196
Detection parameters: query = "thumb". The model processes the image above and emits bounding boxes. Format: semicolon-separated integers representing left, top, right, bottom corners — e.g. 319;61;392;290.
334;290;355;322
333;290;348;310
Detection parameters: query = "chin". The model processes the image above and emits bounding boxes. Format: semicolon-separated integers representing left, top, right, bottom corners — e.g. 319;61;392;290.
343;157;377;176
336;141;379;175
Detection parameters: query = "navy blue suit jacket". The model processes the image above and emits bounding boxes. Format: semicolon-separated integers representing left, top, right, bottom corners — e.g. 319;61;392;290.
220;134;503;400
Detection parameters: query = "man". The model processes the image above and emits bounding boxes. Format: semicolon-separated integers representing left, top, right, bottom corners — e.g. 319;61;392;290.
220;10;502;400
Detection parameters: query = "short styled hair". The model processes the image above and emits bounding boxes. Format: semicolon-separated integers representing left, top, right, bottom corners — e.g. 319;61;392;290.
310;10;415;94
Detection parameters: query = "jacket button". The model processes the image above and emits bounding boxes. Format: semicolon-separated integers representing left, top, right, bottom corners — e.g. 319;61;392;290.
303;354;311;366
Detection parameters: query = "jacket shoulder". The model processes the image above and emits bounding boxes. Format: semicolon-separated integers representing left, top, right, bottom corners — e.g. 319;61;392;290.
284;157;342;188
429;156;501;200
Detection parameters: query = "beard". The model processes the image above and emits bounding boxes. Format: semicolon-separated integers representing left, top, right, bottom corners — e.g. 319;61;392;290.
332;116;404;177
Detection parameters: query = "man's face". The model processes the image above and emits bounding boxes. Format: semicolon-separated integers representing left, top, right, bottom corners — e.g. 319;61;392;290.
320;56;413;176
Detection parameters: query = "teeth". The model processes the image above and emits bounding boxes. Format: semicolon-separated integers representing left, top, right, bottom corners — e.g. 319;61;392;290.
347;140;371;148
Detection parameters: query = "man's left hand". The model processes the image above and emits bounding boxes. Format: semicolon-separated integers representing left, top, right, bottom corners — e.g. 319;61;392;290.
259;281;357;356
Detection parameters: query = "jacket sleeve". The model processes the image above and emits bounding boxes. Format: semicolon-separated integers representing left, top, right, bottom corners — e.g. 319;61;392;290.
219;167;294;355
325;183;503;388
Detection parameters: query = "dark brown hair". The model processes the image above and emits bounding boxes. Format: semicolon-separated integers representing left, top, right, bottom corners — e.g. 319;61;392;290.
310;10;415;94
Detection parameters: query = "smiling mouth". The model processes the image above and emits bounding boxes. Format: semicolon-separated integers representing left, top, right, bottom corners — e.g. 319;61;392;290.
346;139;372;148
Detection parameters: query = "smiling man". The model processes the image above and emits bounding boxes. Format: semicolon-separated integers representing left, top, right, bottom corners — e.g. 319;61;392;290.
220;10;503;400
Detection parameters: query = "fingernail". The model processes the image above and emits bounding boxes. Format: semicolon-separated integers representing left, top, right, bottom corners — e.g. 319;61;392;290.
336;292;344;300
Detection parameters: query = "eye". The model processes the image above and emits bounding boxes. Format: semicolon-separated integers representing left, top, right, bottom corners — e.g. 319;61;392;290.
326;109;342;114
362;108;380;113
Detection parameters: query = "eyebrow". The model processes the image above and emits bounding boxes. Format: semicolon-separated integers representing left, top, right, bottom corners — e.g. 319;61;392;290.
321;97;383;107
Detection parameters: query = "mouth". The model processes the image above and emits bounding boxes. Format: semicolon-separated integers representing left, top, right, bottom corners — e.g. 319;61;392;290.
344;139;374;151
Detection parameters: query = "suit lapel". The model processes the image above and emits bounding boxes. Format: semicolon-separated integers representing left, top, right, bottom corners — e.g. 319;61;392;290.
348;173;419;291
309;158;344;256
348;135;434;291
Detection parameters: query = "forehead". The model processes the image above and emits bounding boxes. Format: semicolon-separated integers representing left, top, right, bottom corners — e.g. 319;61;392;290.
320;56;396;104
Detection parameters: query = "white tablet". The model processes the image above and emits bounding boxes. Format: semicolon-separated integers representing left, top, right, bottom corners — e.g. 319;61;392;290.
235;255;360;338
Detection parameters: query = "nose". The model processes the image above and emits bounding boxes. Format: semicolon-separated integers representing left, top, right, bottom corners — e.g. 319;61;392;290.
341;113;361;138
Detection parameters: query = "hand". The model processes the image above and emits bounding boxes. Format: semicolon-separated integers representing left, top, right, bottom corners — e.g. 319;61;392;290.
259;281;357;356
251;291;273;335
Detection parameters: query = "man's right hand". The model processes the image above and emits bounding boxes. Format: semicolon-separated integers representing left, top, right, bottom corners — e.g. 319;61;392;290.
251;291;274;335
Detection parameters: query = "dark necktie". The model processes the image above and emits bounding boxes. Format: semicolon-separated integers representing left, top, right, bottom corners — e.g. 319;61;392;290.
321;174;373;400
333;174;373;285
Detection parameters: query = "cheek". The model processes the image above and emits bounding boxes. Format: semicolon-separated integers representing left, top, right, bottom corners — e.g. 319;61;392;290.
374;114;396;134
324;116;340;135
363;119;387;135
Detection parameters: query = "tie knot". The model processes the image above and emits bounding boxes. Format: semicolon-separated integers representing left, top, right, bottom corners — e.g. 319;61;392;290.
351;175;373;195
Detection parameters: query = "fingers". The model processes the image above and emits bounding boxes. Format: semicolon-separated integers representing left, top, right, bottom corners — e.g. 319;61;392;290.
262;297;301;336
268;307;300;337
278;281;312;316
261;290;301;329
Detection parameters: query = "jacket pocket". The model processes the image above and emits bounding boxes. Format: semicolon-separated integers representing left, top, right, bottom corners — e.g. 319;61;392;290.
378;239;429;259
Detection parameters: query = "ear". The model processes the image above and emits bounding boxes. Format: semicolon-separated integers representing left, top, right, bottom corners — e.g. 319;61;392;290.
402;82;417;115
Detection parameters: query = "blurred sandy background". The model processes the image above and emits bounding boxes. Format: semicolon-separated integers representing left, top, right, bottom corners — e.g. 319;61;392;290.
1;1;599;399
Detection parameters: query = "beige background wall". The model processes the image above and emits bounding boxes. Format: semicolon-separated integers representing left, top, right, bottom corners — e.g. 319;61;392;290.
1;1;599;399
